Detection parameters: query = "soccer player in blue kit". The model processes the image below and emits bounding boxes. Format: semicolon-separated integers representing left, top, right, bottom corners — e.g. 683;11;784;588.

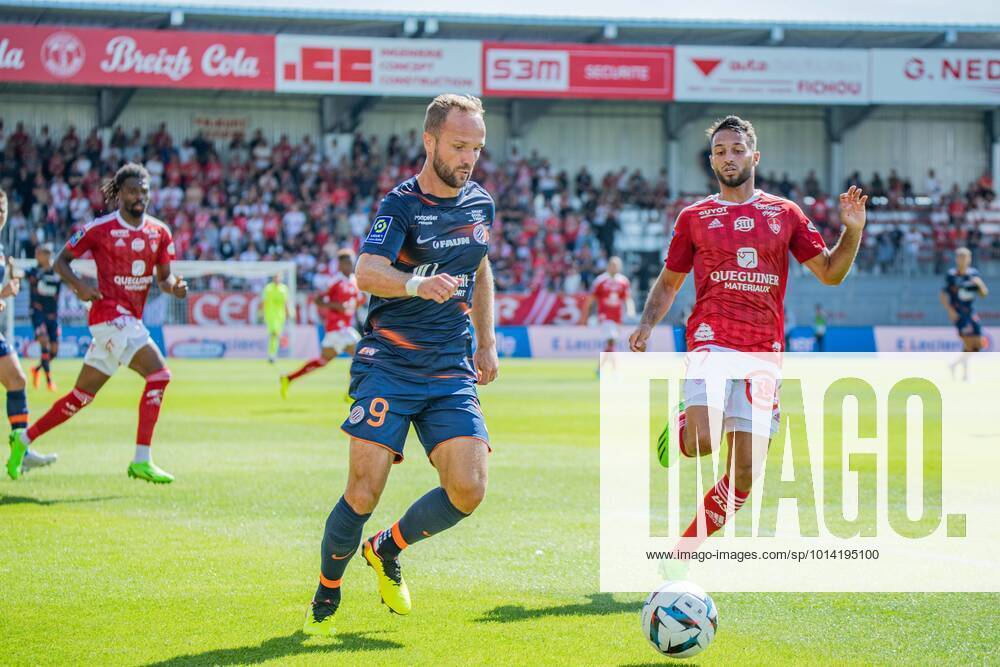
304;94;499;635
26;243;62;391
940;246;989;381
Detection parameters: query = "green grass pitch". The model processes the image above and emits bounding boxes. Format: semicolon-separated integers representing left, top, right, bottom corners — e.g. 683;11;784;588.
1;359;996;665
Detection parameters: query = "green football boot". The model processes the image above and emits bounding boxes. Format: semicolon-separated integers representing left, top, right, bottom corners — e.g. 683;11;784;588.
303;598;339;637
656;401;685;468
6;429;28;480
127;461;174;484
362;537;411;615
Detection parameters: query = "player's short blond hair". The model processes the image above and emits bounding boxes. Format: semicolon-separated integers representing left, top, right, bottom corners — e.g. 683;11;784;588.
706;115;758;150
424;94;485;137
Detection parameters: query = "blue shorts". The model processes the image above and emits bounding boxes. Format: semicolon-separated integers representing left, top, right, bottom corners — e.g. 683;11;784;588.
341;363;489;463
32;314;60;343
0;334;9;358
956;315;982;337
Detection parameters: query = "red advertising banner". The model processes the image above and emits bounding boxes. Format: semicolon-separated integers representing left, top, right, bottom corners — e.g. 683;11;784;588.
189;291;325;325
0;23;274;90
188;292;261;325
495;291;590;325
482;41;673;100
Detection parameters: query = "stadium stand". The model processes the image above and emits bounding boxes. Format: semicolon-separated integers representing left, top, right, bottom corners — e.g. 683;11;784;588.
1;118;997;300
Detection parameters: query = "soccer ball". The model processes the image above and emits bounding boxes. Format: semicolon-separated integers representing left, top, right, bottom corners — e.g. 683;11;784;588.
641;581;718;658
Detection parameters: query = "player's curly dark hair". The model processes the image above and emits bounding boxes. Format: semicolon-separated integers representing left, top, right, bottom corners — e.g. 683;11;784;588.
100;162;150;203
706;115;757;150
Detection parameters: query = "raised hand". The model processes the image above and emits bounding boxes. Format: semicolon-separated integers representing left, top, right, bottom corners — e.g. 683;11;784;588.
839;185;868;231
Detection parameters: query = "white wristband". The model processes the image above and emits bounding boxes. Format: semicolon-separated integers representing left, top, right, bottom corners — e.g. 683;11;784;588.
405;275;426;297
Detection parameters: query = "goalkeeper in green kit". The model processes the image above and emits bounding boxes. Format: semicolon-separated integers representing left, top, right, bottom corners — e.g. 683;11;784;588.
260;273;291;363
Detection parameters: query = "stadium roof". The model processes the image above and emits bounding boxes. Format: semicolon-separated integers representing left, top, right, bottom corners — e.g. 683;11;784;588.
2;0;999;48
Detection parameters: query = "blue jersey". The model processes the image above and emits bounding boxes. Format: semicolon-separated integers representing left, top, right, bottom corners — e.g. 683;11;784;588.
943;267;982;319
356;176;494;378
26;266;62;317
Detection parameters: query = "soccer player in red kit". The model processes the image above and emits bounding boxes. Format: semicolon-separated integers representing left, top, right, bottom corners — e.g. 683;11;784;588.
591;256;633;361
629;116;867;556
7;164;188;484
281;249;362;399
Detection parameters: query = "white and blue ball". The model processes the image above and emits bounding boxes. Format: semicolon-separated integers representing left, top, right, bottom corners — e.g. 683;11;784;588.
640;581;718;658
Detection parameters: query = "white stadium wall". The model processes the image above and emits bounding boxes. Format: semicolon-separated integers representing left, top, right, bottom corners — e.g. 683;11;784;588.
0;91;98;136
675;105;827;195
357;97;511;161
842;107;987;191
517;102;665;182
115;90;321;145
356;99;431;140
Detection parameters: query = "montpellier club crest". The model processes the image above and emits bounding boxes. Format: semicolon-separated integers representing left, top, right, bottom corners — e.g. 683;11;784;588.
473;223;489;245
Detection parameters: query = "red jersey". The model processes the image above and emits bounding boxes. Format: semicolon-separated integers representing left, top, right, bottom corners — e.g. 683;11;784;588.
67;211;175;326
323;272;361;331
591;271;631;323
665;190;825;352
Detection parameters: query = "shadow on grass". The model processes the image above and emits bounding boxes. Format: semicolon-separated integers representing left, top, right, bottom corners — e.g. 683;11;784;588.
0;495;123;507
143;631;402;666
477;592;638;623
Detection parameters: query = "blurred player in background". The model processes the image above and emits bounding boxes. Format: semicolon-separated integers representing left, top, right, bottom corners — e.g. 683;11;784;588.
629;116;867;561
281;249;361;400
1;189;58;478
813;303;828;352
6;164;187;484
941;246;989;381
590;255;633;371
261;273;290;363
26;243;62;391
304;94;498;636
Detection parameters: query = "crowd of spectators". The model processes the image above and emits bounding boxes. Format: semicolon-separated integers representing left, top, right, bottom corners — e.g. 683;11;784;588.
1;117;997;297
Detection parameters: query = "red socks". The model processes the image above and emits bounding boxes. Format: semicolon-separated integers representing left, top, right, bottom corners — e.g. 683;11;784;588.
137;369;171;447
287;358;328;382
682;475;749;540
26;387;94;441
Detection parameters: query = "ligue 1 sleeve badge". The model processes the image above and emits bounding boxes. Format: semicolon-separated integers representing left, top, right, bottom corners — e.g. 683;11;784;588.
366;216;392;245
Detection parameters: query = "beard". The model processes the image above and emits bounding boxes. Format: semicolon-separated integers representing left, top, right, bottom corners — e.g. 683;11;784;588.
130;202;146;215
432;150;471;189
714;163;753;188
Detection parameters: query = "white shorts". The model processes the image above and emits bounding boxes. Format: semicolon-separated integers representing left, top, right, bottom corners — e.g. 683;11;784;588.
85;316;156;376
321;326;360;353
682;344;781;438
600;319;621;342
